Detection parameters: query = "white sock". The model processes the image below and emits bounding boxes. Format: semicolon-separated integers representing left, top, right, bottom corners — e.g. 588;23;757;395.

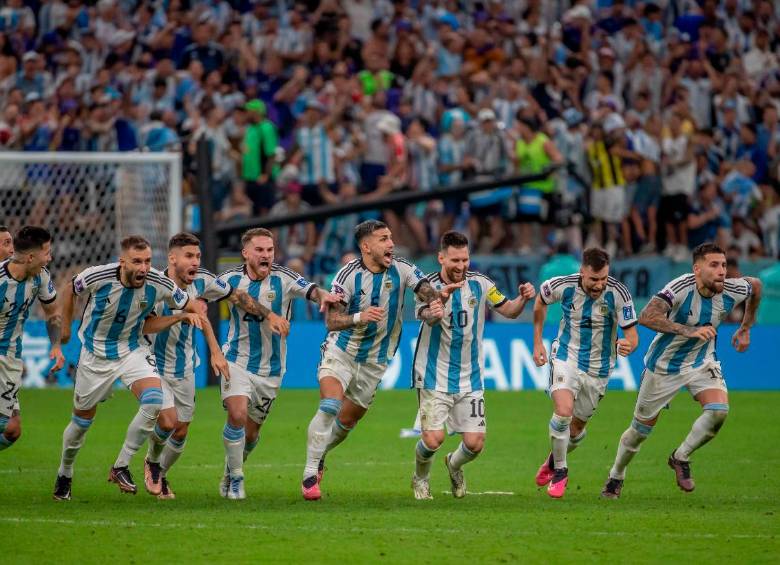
609;419;653;480
449;441;478;470
223;423;245;478
415;439;438;479
568;429;587;453
549;413;572;469
114;403;160;468
146;422;172;463
58;415;93;478
674;404;728;461
324;418;352;454
160;436;186;474
303;398;341;479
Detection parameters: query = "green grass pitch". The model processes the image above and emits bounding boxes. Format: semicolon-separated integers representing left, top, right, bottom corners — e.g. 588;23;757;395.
2;388;778;563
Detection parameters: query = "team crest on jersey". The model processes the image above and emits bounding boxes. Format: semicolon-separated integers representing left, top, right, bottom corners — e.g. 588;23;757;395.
599;304;609;315
139;299;148;310
719;310;727;320
468;296;478;308
384;279;393;290
266;291;276;302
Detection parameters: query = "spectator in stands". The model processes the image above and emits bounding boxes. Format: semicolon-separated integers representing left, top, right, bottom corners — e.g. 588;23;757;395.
269;179;315;265
687;180;730;250
241;98;278;215
291;99;337;207
660;111;696;261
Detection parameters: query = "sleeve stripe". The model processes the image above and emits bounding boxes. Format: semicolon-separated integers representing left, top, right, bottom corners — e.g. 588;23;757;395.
218;267;243;279
671;275;696;292
39;295;57;304
196;268;216;279
607;277;631;301
335;261;360;285
413;279;426;294
550;276;579;290
80;273;116;288
305;284;317;300
272;263;300;279
395;257;414;267
621;320;638;330
147;273;176;291
84;266;120;284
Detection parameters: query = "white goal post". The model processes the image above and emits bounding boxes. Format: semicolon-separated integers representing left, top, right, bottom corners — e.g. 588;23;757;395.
0;151;182;285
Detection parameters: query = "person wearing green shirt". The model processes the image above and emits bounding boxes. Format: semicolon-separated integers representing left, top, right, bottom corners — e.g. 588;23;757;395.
242;99;279;215
758;261;780;324
538;245;581;323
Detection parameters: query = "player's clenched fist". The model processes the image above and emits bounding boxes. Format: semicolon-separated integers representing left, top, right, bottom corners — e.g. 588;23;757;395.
518;282;536;301
616;337;634;356
533;341;548;367
360;306;385;323
690;325;717;341
267;311;290;337
427;299;444;321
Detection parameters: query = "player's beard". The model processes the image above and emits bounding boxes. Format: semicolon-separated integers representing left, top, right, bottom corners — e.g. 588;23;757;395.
178;265;197;286
705;278;724;294
129;269;147;288
445;267;465;283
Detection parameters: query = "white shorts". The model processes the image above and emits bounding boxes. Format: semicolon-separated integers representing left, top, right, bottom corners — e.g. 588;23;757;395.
591;186;626;223
220;361;280;425
317;344;387;409
418;388;486;434
0;355;23;418
161;374;196;423
634;362;728;421
549;359;608;422
73;348;159;411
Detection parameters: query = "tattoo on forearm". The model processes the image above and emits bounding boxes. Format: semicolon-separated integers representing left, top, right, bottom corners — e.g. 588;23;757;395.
47;314;63;345
235;289;272;318
325;301;354;331
639;297;695;337
415;280;439;304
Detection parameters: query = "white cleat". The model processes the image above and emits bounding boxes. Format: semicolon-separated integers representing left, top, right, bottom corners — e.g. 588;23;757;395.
444;453;466;498
227;475;246;500
411;475;433;500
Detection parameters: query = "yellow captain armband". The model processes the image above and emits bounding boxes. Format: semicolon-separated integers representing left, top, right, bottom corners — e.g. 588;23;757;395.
486;286;506;306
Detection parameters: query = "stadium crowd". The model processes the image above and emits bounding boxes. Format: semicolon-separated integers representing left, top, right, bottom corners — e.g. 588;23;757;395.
0;0;779;270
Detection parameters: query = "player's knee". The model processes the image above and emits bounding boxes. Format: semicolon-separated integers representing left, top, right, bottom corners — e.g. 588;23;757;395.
703;403;729;432
172;423;189;441
156;410;177;432
139;387;163;418
4;421;20;441
463;435;484;454
421;431;443;450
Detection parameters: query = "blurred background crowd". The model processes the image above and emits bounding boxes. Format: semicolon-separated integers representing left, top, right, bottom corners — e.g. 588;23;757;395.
0;0;779;277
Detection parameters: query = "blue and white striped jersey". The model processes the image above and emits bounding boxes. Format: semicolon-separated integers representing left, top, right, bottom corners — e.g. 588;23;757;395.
149;269;232;380
324;257;426;365
541;274;638;378
74;263;189;361
296;125;336;185
219;264;316;377
412;271;508;393
644;274;752;375
0;260;57;359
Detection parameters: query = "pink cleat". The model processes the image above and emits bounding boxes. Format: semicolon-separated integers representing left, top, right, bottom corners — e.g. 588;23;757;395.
535;453;555;487
302;476;321;501
317;458;326;485
547;468;568;499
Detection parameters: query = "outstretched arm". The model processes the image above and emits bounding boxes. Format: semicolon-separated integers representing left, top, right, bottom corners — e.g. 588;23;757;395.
60;281;76;344
639;297;716;340
143;313;206;334
532;295;548;366
201;315;230;379
495;282;536;319
414;279;463;306
308;286;341;313
325;301;384;332
732;277;762;353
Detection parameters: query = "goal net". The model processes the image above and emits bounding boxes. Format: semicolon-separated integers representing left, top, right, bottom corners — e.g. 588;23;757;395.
0;152;182;287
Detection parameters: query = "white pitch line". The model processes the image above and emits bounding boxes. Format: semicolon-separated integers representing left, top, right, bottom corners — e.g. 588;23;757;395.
440;491;515;496
0;517;774;540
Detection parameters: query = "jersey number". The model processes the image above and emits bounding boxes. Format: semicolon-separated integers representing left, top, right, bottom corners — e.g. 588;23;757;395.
449;311;468;329
243;312;266;323
1;382;19;402
113;309;127;324
469;398;485;418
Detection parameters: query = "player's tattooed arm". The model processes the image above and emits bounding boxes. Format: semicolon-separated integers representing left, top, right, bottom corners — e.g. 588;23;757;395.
307;286;341;312
639;297;715;340
324;301;383;331
59;281;76;344
229;288;290;337
732;277;762;353
418;300;444;326
41;300;65;374
414;279;464;305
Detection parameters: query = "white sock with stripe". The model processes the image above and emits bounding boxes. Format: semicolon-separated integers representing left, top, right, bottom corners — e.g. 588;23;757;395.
160;436;186;474
610;419;653;480
415;439;438;479
304;398;341;479
449;442;479;470
223;423;245;479
549;413;572;469
674;404;729;461
58;415;93;478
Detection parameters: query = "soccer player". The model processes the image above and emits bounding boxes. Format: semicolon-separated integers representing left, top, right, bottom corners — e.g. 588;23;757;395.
0;225;13;261
0;226;64;451
140;232;282;499
52;235;224;500
217;227;338;500
602;243;762;498
411;231;536;500
301;220;461;501
532;248;639;498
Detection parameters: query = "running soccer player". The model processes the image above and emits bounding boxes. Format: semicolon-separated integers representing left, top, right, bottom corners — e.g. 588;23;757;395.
0;225;13;261
0;226;64;451
217;227;338;500
301;220;461;501
602;243;762;498
52;235;224;500
532;248;639;499
411;231;535;500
